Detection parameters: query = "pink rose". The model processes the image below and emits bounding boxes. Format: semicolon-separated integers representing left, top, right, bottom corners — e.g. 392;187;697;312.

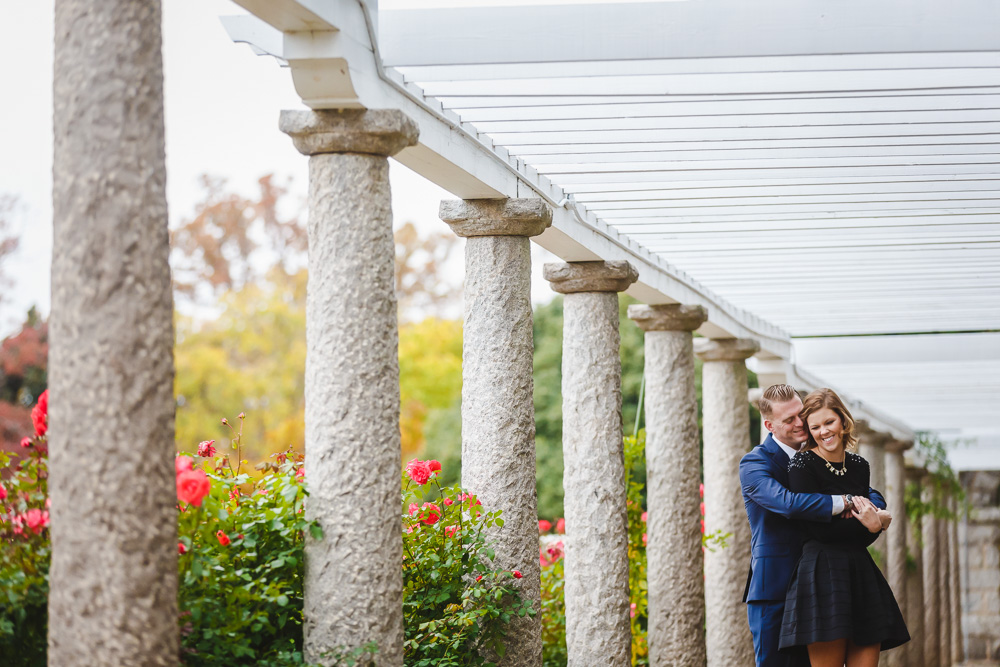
20;437;31;449
408;503;419;516
0;484;6;501
427;460;442;474
641;511;648;523
295;467;305;482
216;530;231;546
24;508;49;534
555;518;566;534
31;390;48;437
699;502;705;516
699;483;704;499
405;460;432;485
175;455;193;474
445;525;458;538
538;519;552;533
642;533;648;546
176;469;211;506
443;498;454;506
630;602;637;618
197;440;216;457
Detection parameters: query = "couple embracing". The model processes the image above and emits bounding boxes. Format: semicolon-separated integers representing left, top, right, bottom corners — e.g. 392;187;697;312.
740;385;910;667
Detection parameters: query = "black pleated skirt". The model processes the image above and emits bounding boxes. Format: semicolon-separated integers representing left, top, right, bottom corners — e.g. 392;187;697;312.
778;540;910;651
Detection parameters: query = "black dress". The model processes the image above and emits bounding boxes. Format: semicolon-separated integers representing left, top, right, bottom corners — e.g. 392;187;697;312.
778;450;910;651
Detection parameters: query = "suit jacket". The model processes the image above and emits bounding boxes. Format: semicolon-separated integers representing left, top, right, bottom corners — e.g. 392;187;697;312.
739;434;887;602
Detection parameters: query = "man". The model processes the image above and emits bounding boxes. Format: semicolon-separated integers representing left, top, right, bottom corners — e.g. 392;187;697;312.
740;384;886;667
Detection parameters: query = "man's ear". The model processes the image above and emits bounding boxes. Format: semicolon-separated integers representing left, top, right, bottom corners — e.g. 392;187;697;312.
762;419;773;433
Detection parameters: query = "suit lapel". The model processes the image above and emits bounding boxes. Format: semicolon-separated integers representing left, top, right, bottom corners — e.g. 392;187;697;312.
761;434;792;485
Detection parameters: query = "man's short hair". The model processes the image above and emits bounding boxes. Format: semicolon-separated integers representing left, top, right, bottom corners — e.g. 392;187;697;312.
757;384;800;420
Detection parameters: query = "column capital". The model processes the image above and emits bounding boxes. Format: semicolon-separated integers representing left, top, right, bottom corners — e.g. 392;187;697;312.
885;439;914;454
279;109;419;157
628;303;707;332
694;337;759;362
439;198;553;237
543;260;638;293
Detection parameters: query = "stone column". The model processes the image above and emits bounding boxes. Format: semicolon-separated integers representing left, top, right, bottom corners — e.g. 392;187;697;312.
695;338;760;667
441;198;552;666
883;440;910;667
545;261;638;667
281;109;418;666
921;474;942;666
903;466;925;666
49;1;177;664
858;424;889;572
939;511;953;664
629;304;709;667
949;495;964;665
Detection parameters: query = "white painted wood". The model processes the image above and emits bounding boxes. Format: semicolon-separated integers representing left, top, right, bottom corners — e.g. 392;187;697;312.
378;1;1000;66
456;94;1000;123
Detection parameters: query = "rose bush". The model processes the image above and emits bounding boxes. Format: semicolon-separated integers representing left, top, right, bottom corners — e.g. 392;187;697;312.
538;431;729;666
401;458;534;666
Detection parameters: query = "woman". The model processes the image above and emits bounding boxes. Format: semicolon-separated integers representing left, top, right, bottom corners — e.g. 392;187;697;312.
778;388;909;666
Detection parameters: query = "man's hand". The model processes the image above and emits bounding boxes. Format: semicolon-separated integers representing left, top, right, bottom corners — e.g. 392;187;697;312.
876;509;892;531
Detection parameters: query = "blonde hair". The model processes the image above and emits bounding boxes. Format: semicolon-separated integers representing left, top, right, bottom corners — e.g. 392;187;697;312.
799;388;858;452
757;384;800;420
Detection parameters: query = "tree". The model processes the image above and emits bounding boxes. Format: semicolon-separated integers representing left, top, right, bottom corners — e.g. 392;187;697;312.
0;308;47;453
170;175;306;305
394;222;460;322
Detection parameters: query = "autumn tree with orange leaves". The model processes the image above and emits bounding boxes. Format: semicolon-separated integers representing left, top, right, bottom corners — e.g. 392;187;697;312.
170;174;462;460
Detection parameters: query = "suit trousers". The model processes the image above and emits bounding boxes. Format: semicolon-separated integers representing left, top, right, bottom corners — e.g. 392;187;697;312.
747;601;809;667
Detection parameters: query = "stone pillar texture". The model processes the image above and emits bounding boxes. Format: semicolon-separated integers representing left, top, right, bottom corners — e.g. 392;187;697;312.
441;198;553;667
949;496;964;665
960;470;1000;662
546;261;639;667
695;338;759;667
49;1;178;664
903;467;925;666
281;109;419;666
629;304;708;667
921;476;941;667
940;514;953;664
882;444;909;667
858;429;888;572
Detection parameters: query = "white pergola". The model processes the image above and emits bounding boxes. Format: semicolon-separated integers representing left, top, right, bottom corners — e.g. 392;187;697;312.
226;0;1000;462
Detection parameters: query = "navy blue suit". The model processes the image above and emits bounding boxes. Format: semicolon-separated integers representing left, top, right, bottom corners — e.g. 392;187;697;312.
739;434;886;667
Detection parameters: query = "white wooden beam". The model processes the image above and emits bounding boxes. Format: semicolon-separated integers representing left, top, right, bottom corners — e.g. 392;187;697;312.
379;1;1000;66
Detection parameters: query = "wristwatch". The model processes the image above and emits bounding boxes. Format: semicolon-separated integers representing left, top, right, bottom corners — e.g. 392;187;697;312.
843;494;854;509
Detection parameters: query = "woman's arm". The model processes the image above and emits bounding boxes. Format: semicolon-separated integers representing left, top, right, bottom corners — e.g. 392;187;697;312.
788;460;880;547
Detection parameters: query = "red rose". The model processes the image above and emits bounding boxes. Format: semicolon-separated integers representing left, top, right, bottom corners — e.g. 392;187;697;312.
419;502;441;525
0;484;6;501
216;530;231;546
699;483;704;499
537;519;552;533
555;518;566;534
512;570;522;579
427;460;441;473
178;542;187;555
443;498;454;506
405;460;432;485
642;533;648;546
476;575;483;582
19;437;31;449
176;469;211;506
445;525;458;538
31;390;48;437
197;440;216;457
295;467;305;482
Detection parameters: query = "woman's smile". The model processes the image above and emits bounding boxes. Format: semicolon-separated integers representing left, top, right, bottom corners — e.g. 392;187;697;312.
807;407;844;458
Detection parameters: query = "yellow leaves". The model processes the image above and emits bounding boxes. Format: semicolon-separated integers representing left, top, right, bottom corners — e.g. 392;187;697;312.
398;318;463;457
